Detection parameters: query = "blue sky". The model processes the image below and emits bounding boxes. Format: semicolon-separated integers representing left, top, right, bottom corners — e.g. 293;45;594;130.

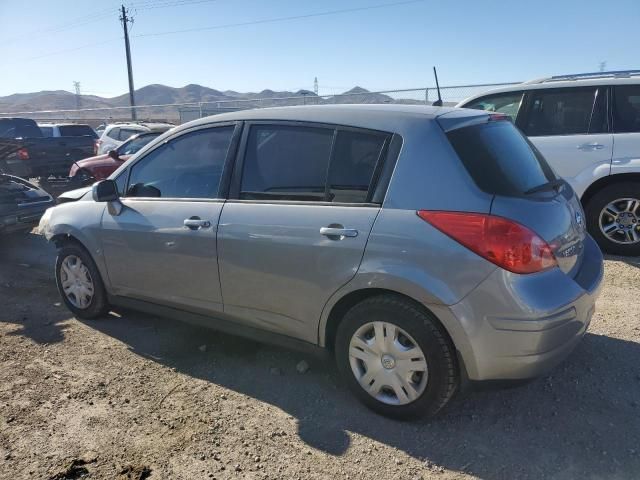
0;0;638;98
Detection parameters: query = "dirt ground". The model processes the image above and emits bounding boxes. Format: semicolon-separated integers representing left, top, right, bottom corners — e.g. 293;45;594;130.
0;233;638;480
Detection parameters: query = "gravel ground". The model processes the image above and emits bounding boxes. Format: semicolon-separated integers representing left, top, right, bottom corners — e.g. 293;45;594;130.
0;233;638;480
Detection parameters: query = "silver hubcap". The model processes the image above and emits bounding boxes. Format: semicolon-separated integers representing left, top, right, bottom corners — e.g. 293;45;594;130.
599;198;640;244
349;321;428;406
60;255;94;309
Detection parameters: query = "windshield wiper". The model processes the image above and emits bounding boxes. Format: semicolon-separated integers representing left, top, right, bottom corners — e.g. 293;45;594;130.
524;178;565;195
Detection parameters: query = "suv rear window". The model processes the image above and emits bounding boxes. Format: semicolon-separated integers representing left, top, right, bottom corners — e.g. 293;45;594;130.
447;120;556;196
58;125;98;138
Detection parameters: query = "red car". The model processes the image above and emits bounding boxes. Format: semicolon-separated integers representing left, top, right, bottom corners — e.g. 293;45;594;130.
68;131;163;187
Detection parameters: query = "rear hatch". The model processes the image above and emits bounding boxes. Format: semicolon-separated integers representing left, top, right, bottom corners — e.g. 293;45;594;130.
439;113;586;277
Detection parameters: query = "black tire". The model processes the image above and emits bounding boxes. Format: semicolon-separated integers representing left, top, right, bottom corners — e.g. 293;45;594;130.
335;294;458;419
585;182;640;256
55;242;109;319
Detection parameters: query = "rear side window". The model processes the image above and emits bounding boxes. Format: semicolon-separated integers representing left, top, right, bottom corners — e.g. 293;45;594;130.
119;128;142;141
106;127;120;140
329;130;386;203
58;125;98;138
612;85;640;133
239;125;389;203
522;87;603;136
463;92;523;122
240;125;334;201
447;120;556;196
39;126;54;136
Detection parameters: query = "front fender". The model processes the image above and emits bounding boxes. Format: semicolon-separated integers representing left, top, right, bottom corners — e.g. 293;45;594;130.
39;201;109;286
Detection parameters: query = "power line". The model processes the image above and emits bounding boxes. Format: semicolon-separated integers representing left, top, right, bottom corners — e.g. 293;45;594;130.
1;7;118;44
131;0;222;10
22;39;121;62
132;0;425;38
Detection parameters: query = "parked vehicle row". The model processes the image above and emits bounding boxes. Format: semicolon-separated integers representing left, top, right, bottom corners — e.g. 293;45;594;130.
68;131;164;188
458;70;640;256
96;121;173;154
0;118;95;179
40;104;604;419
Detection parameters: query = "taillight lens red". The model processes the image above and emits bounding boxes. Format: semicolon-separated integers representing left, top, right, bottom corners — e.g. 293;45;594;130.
417;211;557;274
17;148;29;160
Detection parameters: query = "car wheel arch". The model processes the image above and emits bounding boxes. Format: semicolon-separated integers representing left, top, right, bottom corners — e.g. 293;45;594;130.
581;173;640;208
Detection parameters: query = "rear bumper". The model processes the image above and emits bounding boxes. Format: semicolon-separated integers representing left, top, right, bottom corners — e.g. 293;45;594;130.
433;235;604;381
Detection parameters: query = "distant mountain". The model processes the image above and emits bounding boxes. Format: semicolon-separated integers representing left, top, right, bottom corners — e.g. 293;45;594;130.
0;84;424;121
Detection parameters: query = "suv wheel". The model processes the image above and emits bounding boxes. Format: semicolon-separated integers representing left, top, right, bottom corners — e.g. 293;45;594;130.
586;183;640;256
55;243;109;319
335;295;458;419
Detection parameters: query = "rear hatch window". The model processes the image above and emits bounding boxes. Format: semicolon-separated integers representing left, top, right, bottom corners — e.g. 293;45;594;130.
58;125;98;138
443;116;586;277
446;120;557;196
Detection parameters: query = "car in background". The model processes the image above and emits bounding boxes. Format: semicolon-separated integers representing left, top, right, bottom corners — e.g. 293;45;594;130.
96;122;173;154
0;174;55;234
40;105;603;419
458;70;640;256
68;131;164;187
0;118;95;180
38;123;98;139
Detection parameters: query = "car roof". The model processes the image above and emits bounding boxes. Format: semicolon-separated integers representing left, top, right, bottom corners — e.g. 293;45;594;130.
178;104;479;134
458;76;640;106
37;123;91;127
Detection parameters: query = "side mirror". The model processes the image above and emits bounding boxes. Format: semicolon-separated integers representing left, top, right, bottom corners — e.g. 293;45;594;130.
108;150;120;161
92;179;119;202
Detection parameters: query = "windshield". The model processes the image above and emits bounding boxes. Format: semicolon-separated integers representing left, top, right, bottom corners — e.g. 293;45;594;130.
446;120;557;196
116;133;160;156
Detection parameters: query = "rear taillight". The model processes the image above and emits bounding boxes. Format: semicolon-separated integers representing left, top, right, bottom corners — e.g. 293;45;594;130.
417;211;557;274
94;139;101;155
17;148;29;160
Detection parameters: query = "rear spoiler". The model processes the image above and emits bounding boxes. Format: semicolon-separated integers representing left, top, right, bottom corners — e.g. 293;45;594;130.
436;109;510;133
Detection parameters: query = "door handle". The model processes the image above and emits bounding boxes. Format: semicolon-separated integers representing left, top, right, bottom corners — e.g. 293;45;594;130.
577;142;605;151
184;217;211;230
320;226;358;239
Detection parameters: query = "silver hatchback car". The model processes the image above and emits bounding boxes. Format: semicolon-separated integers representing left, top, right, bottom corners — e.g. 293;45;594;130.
40;105;603;418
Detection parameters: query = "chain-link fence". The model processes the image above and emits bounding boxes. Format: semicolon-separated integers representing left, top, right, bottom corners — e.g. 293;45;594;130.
0;82;521;127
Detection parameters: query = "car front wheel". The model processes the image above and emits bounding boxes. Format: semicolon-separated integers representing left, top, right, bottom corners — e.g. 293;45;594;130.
55;243;109;319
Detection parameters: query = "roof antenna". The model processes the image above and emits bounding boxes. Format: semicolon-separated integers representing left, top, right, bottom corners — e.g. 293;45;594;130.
432;66;443;107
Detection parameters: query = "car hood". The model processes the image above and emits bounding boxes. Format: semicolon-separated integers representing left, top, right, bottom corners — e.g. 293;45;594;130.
58;186;92;202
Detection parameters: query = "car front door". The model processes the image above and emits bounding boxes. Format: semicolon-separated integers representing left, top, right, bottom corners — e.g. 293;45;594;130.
519;86;613;197
218;122;393;343
100;123;239;314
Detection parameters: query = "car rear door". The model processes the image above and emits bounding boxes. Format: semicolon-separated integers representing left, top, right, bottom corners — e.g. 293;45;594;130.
518;86;613;197
217;122;392;343
100;123;240;314
610;84;640;176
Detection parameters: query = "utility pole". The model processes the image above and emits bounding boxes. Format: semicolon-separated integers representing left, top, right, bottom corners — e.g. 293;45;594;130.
73;81;81;110
598;61;607;73
120;5;137;120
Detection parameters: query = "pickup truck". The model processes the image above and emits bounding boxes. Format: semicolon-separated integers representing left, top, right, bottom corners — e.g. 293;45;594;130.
0;118;95;179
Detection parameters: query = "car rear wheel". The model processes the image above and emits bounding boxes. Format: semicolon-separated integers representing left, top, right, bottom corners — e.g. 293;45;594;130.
55;243;109;319
586;183;640;256
335;294;458;419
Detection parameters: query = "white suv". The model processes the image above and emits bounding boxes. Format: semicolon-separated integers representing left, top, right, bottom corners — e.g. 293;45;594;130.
97;122;173;155
458;70;640;256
